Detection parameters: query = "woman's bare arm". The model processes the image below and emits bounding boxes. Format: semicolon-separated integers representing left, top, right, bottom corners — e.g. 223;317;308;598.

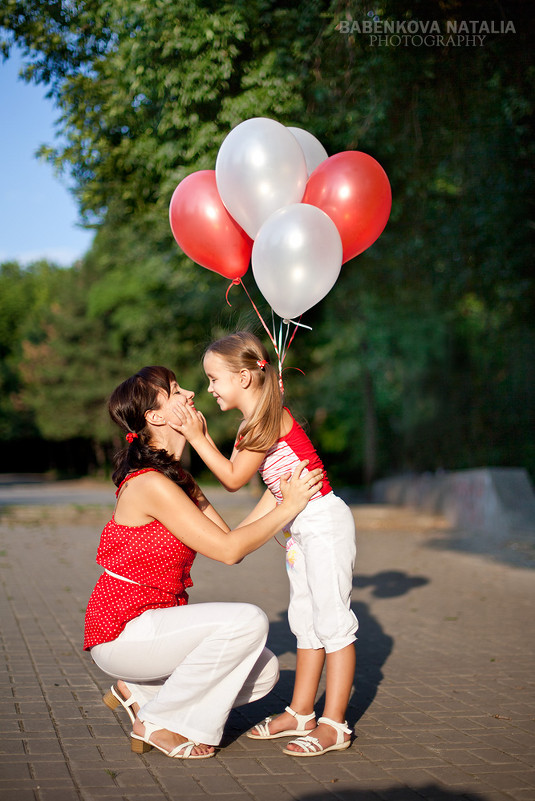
193;484;230;532
120;463;320;565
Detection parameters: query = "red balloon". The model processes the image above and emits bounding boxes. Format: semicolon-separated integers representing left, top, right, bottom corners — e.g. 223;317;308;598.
169;170;252;279
302;151;392;263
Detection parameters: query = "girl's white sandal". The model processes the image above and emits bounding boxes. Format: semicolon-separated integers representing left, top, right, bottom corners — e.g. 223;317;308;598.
246;705;316;739
130;721;215;759
282;716;352;757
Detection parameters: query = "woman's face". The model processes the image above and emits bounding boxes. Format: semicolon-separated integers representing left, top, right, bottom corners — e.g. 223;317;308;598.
156;380;195;422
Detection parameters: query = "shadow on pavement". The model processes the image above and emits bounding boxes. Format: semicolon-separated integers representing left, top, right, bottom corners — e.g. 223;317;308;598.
346;570;430;724
354;569;429;598
223;668;301;745
256;601;394;728
228;568;431;735
346;599;393;727
226;600;394;736
296;787;489;801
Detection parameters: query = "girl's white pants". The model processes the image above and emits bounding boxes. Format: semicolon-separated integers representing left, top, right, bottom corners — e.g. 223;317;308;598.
91;601;279;745
286;492;358;653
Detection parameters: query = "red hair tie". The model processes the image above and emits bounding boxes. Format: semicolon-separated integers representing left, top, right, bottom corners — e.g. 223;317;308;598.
125;432;138;443
257;359;267;370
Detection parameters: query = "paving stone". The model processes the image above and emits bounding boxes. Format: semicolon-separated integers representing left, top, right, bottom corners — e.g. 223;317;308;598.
78;791;148;800
155;772;206;795
196;772;249;794
30;761;74;780
115;769;163;789
216;756;269;775
0;763;32;781
1;481;534;801
237;783;295;801
37;791;82;801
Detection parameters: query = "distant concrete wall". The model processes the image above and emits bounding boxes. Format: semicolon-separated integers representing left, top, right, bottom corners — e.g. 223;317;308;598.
372;468;535;541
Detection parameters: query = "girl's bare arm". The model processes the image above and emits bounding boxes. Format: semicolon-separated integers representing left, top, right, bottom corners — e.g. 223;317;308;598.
170;402;265;491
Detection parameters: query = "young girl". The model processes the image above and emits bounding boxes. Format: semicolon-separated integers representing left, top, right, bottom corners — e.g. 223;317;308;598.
172;332;358;757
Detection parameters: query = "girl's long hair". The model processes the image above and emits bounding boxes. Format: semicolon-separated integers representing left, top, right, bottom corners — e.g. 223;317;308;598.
204;332;283;453
109;366;197;499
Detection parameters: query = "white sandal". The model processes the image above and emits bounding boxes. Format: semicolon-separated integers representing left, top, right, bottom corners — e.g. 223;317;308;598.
130;721;215;759
282;716;352;757
103;684;138;726
246;705;316;739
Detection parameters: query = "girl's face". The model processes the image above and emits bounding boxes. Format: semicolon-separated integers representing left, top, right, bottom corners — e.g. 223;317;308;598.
203;352;242;411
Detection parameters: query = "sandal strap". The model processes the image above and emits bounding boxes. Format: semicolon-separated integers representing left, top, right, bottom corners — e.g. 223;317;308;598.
137;721;202;758
317;716;352;742
285;706;316;729
287;734;322;753
139;720;159;741
253;716;275;737
122;682;141;708
167;740;197;758
116;689;136;710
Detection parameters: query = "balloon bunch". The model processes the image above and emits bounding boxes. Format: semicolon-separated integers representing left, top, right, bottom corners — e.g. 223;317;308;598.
169;117;391;375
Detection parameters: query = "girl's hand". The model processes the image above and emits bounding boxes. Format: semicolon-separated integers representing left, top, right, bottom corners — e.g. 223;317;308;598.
169;402;206;443
279;460;323;515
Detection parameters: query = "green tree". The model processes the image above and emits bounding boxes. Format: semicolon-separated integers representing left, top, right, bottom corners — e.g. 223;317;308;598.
281;0;535;482
0;260;67;438
1;0;307;461
1;0;533;482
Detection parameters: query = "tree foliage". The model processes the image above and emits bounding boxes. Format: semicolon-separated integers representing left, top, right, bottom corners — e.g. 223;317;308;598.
1;0;533;481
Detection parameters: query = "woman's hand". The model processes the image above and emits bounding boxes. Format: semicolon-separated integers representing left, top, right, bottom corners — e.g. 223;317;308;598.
169;402;206;443
279;460;323;515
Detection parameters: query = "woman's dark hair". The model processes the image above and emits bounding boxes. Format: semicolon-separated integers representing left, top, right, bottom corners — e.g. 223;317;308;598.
109;366;197;499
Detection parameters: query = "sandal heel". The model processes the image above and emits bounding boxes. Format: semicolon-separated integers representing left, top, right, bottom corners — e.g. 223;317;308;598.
102;689;121;711
131;736;152;754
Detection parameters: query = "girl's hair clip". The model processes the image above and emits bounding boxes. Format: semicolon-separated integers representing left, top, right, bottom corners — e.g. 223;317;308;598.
256;359;267;370
125;432;139;443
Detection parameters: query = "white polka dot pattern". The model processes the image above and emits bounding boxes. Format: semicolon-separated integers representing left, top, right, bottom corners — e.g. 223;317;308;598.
83;469;196;650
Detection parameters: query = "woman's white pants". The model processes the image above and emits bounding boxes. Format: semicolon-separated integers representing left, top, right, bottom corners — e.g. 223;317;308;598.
91;602;279;745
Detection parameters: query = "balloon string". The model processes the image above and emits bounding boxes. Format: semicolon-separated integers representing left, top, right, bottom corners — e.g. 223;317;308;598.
271;309;280;367
225;278;241;307
269;311;285;392
237;281;304;393
280;320;300;368
280;319;289;370
283;318;313;330
238;280;281;360
278;320;284;373
283;366;306;377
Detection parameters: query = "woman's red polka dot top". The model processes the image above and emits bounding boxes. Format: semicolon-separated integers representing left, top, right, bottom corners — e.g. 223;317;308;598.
84;469;196;650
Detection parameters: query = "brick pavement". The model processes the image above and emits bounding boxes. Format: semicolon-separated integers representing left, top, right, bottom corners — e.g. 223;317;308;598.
0;478;534;801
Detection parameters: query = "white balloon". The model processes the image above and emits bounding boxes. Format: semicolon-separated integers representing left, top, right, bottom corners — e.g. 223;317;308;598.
288;126;328;176
252;204;343;320
215;117;308;239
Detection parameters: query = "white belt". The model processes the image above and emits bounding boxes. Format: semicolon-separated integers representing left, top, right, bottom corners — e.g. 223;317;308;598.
105;568;140;586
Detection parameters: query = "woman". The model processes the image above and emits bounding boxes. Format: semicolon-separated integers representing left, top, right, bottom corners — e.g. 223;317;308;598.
84;366;323;760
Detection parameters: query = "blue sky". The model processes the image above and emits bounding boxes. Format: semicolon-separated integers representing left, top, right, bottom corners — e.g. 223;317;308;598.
0;50;94;266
